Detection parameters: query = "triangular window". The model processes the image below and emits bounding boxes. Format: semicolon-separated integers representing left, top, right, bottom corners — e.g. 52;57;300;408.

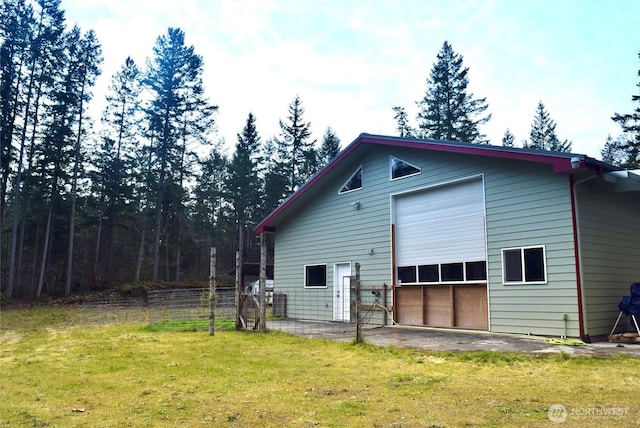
339;167;362;194
390;156;421;180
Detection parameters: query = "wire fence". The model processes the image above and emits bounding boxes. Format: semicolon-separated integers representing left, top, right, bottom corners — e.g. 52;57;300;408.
79;280;392;341
265;284;392;340
147;288;235;330
81;296;146;325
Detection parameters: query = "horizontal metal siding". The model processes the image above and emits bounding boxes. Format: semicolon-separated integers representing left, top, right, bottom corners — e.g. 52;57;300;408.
484;163;579;337
272;146;580;335
578;185;640;336
273;151;394;319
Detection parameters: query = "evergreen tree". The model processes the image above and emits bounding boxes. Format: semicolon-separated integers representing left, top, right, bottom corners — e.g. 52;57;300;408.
525;101;571;152
260;137;288;216
318;126;341;167
277;96;317;193
392;106;415;138
416;41;490;144
64;27;102;296
225;112;262;229
29;14;103;298
191;145;229;274
92;56;141;284
144;27;217;281
611;51;640;168
600;134;627;166
0;0;33;222
3;0;66;297
501;128;515;147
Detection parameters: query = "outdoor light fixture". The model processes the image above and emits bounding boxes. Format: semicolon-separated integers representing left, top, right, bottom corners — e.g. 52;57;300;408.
368;248;375;255
570;157;581;169
352;201;361;210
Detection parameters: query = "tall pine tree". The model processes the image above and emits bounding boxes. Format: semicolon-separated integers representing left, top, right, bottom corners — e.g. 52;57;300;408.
92;56;141;285
260;137;288;217
277;95;316;193
144;27;217;281
611;51;640;168
525;101;571;152
318;126;341;167
3;0;66;297
225;112;262;230
416;41;490;144
64;27;102;296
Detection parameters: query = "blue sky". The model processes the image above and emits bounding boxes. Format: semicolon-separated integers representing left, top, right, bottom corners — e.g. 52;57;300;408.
62;0;639;158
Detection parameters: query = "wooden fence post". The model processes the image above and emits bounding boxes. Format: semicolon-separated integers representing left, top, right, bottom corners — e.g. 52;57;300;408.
208;247;216;336
235;251;244;329
259;233;267;332
382;282;387;326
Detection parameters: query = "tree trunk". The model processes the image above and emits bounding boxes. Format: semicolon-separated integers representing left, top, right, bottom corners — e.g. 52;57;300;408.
65;77;87;297
135;142;154;282
93;203;103;281
36;200;54;298
5;42;42;298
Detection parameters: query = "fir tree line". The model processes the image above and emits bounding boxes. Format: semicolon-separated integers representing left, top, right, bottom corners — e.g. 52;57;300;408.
393;41;640;168
0;0;341;299
1;2;638;300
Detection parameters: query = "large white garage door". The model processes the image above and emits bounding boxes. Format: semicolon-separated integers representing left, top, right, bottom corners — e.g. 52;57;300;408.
394;178;486;283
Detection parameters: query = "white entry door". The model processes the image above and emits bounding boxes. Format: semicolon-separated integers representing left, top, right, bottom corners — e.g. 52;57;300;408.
333;263;351;322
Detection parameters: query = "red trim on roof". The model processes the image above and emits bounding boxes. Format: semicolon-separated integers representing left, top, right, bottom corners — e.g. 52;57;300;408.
254;133;599;235
360;135;577;173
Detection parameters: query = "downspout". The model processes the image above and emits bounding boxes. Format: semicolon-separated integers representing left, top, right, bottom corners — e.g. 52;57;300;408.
570;173;598;341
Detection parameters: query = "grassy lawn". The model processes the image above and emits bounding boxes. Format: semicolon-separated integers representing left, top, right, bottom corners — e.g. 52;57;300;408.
1;306;639;427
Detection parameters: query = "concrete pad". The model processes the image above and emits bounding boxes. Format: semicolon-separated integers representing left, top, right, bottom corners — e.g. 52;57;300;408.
361;326;640;356
267;320;640;356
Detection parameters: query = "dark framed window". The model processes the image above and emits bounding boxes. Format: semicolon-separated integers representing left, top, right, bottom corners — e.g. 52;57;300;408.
398;260;487;285
503;249;523;282
524;247;545;282
502;246;547;284
339;167;362;193
465;261;487;281
305;264;327;287
397;266;417;284
418;264;439;282
441;263;464;282
390;156;421;180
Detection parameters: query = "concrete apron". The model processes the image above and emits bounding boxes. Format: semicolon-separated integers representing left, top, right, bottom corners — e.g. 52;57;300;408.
358;325;640;357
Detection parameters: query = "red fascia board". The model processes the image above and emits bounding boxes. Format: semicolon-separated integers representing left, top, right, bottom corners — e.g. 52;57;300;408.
254;134;578;234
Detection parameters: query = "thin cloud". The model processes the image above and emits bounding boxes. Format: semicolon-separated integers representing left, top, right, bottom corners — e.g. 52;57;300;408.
62;0;639;158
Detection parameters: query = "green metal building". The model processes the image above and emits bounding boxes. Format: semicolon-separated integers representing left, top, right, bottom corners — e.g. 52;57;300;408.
255;134;640;339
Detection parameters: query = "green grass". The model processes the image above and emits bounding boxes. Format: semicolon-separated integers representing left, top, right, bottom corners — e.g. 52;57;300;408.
1;306;639;427
143;317;236;332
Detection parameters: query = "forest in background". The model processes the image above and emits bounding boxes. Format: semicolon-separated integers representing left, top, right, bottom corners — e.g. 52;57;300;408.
1;0;638;300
